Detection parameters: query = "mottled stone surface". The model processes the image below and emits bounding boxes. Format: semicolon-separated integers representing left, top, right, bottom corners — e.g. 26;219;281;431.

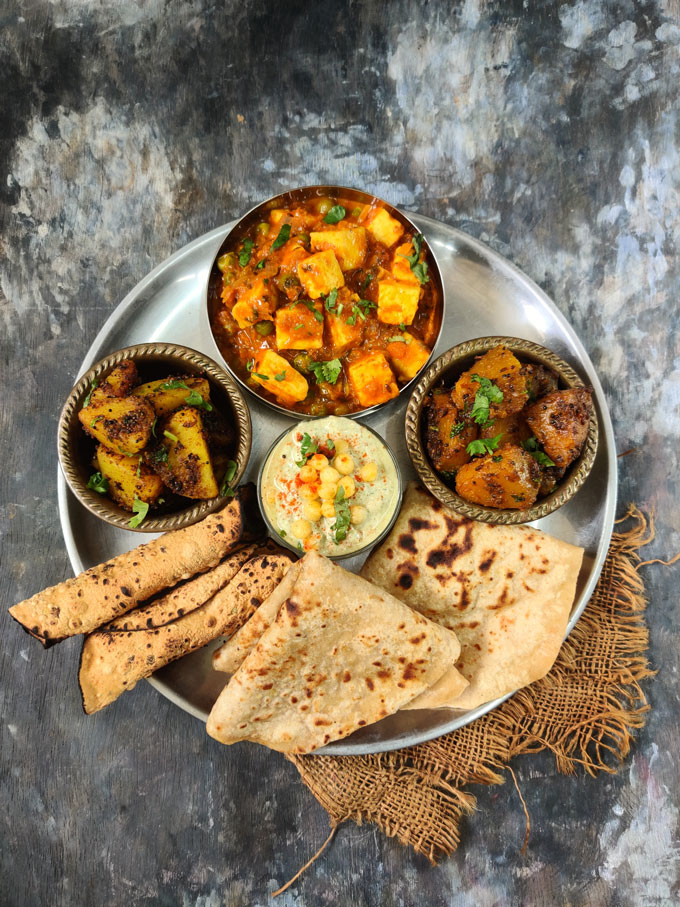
2;1;679;904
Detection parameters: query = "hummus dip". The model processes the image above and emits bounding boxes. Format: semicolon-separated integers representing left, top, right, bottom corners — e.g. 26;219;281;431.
259;416;401;557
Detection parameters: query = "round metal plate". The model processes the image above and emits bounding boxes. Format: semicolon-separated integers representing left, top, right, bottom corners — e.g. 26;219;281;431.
58;213;617;755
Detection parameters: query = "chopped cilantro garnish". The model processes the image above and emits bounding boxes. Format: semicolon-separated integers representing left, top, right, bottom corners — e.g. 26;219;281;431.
252;371;269;381
163;430;178;442
160;379;190;391
309;359;342;385
87;471;108;494
331;485;351;543
219;459;238;497
184;389;213;411
466;433;503;457
90;415;105;428
295;432;318;466
270;224;291;250
469;375;504;425
83;378;98;407
521;436;556;467
450;422;465;438
403;234;429;285
151;446;168;464
323;288;339;312
274;370;287;381
128;496;149;529
238;239;255;267
323;205;346;224
255;259;266;270
302;299;324;322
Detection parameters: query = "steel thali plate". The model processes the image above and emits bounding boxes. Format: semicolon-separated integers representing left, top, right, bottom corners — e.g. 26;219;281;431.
58;213;617;755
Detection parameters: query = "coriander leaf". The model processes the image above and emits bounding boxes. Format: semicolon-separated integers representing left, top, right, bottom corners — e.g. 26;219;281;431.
128;496;149;529
309;358;342;385
403;234;429;285
323;205;346;224
151;446;168;464
331;485;351;543
252;371;269;380
356;299;376;317
466;433;503;457
238;239;255;267
255;259;266;270
471;375;503;403
279;528;287;538
297;541;304;551
83;378;98;407
151;417;157;437
270;224;291;250
184;389;213;411
469;392;491;425
160;379;190;391
386;334;407;343
136;456;143;477
361;271;374;290
492;454;503;462
450;422;465;438
302;299;324;322
521;436;538;452
87;471;109;494
274;370;287;381
326;438;335;453
246;358;255;372
90;415;105;428
323;288;339;311
163;430;178;442
399;322;406;331
219;459;238;497
295;432;318;466
411;261;429;285
521;436;555;466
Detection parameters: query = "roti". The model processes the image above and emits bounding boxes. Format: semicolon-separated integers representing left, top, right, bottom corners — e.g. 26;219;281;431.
361;483;584;710
206;550;465;753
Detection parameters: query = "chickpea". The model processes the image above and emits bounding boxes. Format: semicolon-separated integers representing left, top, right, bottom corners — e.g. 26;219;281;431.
319;466;341;484
298;484;319;502
333;453;355;475
321;501;336;519
309;453;329;471
318;482;338;501
298;463;318;483
338;476;356;498
333;438;350;455
359;461;378;482
350;505;367;525
302;500;322;522
291;518;312;540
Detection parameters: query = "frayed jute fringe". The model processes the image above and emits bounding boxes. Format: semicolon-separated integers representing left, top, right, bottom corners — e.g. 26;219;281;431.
289;506;660;868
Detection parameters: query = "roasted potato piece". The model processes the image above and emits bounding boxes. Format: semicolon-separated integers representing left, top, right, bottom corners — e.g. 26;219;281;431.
132;376;212;418
479;412;532;449
538;465;567;497
150;408;218;499
455;444;541;510
79;395;155;455
452;346;528;419
424;389;476;474
90;361;140;405
525;387;593;469
96;445;164;511
523;363;559;401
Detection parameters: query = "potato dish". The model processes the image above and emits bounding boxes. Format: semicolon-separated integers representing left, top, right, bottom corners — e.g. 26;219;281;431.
423;345;594;510
78;360;236;527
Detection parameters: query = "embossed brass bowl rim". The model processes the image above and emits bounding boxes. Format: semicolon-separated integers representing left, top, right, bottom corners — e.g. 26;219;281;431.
405;336;599;524
203;184;445;420
58;343;252;533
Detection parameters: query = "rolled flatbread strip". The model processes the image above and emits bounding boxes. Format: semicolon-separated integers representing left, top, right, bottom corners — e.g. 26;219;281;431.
79;547;295;714
206;551;463;754
212;560;302;674
361;483;585;711
9;486;263;647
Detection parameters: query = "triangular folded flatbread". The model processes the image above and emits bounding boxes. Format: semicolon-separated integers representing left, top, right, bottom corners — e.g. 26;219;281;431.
206;551;466;753
361;483;584;711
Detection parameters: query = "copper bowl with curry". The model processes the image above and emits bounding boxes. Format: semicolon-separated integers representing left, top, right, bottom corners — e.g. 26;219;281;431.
204;186;444;419
405;336;599;525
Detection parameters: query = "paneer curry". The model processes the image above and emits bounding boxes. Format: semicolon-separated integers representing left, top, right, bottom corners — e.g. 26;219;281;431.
208;192;442;415
423;345;594;510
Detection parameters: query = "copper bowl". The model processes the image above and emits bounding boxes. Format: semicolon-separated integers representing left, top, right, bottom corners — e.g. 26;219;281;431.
58;343;252;532
202;184;445;419
405;336;599;524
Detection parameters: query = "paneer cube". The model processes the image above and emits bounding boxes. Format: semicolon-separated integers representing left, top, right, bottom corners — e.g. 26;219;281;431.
377;279;421;325
296;250;345;299
347;352;399;409
385;332;431;381
310;226;368;271
231;277;277;329
326;309;364;350
365;207;404;248
276;301;324;350
252;350;309;404
392;241;420;283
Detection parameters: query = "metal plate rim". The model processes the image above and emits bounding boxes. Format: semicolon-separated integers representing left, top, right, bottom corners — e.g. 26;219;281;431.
57;213;617;756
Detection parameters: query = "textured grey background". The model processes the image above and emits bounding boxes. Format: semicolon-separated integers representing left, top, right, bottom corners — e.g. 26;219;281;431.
2;1;679;905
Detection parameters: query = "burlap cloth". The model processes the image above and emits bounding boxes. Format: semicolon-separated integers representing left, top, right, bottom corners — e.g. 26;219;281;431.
287;506;661;869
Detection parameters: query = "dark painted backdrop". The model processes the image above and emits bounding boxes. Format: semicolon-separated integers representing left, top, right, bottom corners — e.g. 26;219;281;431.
2;1;679;904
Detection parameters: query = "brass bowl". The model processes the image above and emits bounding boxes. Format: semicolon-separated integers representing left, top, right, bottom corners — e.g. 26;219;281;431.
405;336;599;524
58;343;252;532
202;184;445;419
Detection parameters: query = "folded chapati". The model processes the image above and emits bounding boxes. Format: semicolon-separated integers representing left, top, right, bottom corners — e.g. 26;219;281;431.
79;542;295;714
361;483;584;711
206;551;465;754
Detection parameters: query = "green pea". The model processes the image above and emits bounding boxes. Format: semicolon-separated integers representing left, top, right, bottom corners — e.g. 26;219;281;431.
217;251;237;273
256;222;269;236
333;403;351;416
254;321;274;336
246;377;260;389
350;206;362;218
295;231;311;249
314;197;335;216
293;353;312;373
308;401;328;416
